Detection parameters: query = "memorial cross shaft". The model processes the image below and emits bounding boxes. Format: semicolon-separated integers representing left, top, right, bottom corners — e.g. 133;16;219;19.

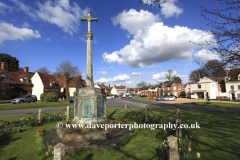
81;11;97;87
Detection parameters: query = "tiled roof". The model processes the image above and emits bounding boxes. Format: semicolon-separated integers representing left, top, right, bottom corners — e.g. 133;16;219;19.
208;77;225;82
37;72;60;88
227;68;240;81
141;87;149;90
115;86;125;89
0;68;34;85
57;75;86;88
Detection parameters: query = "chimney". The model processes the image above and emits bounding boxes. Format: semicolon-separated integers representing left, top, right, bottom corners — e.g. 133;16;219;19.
114;85;116;87
109;84;110;87
57;73;60;79
78;74;82;79
24;67;29;73
1;62;8;71
121;85;122;86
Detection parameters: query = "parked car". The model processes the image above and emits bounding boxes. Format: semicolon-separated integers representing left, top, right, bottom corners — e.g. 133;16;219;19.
11;95;37;104
141;95;147;97
70;96;74;102
173;95;177;99
106;95;115;99
129;95;132;98
155;96;164;101
123;94;126;98
163;96;176;101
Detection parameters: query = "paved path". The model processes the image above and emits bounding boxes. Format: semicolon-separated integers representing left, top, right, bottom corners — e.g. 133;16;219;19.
121;97;240;115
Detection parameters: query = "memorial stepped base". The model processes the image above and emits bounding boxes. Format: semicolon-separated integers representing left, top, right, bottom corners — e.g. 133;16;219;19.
44;119;135;153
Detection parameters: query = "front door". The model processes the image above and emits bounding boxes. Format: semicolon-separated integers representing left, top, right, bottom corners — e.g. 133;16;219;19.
232;93;235;100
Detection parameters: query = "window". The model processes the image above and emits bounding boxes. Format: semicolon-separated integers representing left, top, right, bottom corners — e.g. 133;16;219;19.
0;74;6;82
163;87;165;91
238;94;240;99
198;85;201;89
178;86;181;90
188;88;190;90
238;85;240;90
168;92;170;95
230;86;234;90
174;86;176;90
168;87;170;90
23;79;28;84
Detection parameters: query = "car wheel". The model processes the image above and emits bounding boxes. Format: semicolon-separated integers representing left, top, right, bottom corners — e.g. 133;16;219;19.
20;101;23;104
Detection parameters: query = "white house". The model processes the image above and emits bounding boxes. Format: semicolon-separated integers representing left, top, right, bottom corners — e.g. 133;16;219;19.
31;72;61;100
225;68;240;100
111;85;127;95
190;77;225;99
94;84;107;95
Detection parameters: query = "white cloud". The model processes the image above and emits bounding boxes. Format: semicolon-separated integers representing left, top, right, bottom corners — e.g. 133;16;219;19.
147;64;162;68
109;66;113;70
100;68;106;69
95;74;130;83
131;72;142;76
79;37;87;42
0;22;41;45
104;9;214;68
111;9;160;35
43;37;50;41
0;2;13;14
125;80;139;87
36;0;89;35
161;0;183;18
126;34;130;38
98;71;108;75
194;50;221;63
152;70;177;82
22;22;31;28
11;0;37;19
174;63;178;65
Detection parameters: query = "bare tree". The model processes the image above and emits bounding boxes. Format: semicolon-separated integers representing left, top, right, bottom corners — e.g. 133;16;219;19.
36;67;52;74
201;60;227;77
55;60;81;102
164;68;176;81
140;0;166;9
137;81;147;88
189;68;208;83
191;0;240;69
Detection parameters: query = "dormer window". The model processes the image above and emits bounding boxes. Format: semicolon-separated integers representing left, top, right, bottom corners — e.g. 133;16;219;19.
225;77;230;81
23;77;28;84
0;73;6;82
51;81;55;88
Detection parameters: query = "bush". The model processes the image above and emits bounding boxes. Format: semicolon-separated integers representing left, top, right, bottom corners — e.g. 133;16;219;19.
45;92;58;102
40;93;48;101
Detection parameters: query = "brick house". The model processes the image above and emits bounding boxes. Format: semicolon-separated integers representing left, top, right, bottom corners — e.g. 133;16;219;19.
161;80;184;97
0;62;34;99
100;83;112;96
141;86;150;96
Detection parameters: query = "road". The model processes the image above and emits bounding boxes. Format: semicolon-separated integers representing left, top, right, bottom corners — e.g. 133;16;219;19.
0;97;240;116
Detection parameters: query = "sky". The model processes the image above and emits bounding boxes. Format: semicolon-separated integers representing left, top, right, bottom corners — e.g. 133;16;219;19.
0;0;230;88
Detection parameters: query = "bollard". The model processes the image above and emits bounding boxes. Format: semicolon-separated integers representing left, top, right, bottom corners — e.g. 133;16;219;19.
38;109;42;124
54;143;66;160
66;106;70;121
167;135;180;160
145;106;148;123
176;109;182;137
125;104;128;116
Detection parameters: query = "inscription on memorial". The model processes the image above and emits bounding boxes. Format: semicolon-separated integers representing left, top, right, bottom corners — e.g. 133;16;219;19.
74;97;78;118
81;99;94;118
97;98;105;118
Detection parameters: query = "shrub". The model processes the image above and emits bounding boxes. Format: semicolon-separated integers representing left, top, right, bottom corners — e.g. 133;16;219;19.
40;93;48;101
45;92;58;102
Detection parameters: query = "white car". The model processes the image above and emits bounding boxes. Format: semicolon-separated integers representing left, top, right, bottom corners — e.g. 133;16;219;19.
163;96;176;101
123;94;126;98
106;95;115;99
128;95;132;98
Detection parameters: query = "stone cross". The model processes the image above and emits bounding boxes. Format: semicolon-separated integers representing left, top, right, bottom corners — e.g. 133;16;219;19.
81;11;97;87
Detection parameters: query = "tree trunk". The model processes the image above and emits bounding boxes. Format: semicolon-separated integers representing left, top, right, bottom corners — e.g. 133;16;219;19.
65;75;70;102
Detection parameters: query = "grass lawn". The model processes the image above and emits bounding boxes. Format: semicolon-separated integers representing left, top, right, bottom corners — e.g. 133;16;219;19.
134;97;156;101
0;108;240;160
0;101;72;111
184;102;240;109
0;100;11;102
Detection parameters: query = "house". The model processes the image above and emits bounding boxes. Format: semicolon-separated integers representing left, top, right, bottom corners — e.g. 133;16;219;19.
57;74;86;97
149;83;163;97
100;83;112;96
161;80;184;97
31;73;86;100
141;86;150;96
190;77;225;99
225;68;240;100
94;83;107;95
31;72;61;100
0;62;34;99
184;83;195;98
111;85;127;95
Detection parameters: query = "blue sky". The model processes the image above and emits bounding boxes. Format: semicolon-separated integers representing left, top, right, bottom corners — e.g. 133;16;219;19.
0;0;228;88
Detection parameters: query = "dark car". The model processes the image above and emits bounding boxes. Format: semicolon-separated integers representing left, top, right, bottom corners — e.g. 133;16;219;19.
141;95;147;97
11;95;37;104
